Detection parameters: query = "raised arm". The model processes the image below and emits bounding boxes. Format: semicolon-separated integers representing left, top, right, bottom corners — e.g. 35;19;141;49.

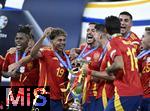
31;27;53;58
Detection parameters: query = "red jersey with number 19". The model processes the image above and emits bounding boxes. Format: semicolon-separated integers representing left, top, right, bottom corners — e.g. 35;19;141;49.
38;48;68;100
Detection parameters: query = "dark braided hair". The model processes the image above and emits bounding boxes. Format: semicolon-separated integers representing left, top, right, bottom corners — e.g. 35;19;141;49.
17;24;34;39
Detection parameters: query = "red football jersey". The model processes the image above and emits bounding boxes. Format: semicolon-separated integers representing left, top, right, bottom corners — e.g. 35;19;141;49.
38;48;68;100
2;51;39;86
0;55;4;83
138;54;150;98
102;35;143;96
80;44;103;97
125;31;141;54
99;50;114;99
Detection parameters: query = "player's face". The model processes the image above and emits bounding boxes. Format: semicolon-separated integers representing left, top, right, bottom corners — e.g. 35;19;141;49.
142;32;150;49
86;24;96;44
15;33;29;51
52;36;66;52
95;31;103;46
119;15;132;35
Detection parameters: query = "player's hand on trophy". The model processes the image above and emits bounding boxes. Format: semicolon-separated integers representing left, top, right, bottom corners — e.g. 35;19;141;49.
76;59;90;65
81;63;88;77
70;48;79;60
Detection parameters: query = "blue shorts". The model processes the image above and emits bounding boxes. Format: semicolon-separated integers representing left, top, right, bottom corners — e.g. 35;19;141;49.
95;97;108;111
83;97;106;111
83;96;96;111
141;98;150;111
105;95;142;111
50;99;63;111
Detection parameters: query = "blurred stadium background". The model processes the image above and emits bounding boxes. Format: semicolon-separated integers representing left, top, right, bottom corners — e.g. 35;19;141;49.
81;0;150;44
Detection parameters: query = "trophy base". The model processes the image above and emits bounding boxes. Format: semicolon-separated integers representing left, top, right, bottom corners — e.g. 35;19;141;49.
68;101;82;111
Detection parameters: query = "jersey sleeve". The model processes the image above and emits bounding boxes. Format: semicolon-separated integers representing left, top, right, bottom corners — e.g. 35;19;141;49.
108;41;122;61
130;32;141;53
0;56;4;82
2;53;11;71
79;43;86;50
0;55;4;71
39;47;51;59
100;53;108;71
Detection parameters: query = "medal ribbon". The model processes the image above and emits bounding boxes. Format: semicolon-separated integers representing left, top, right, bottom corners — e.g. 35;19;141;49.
15;50;27;82
137;50;150;59
124;32;131;39
54;51;72;71
15;50;27;62
77;45;98;60
98;41;109;62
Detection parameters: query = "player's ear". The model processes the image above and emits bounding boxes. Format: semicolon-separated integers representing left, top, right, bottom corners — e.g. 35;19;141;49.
100;32;106;39
106;33;111;40
130;21;133;27
99;34;103;40
104;27;107;33
50;39;53;45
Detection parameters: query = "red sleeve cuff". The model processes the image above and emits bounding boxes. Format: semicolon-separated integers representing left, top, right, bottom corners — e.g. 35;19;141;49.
87;68;92;75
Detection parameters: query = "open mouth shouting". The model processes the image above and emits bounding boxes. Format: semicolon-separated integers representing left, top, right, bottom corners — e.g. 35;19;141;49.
16;43;23;51
86;34;95;44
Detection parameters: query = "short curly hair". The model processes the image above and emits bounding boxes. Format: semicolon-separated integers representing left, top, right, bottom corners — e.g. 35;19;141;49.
49;28;67;40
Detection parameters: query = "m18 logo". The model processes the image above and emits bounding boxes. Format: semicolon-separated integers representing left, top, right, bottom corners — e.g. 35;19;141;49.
0;86;50;111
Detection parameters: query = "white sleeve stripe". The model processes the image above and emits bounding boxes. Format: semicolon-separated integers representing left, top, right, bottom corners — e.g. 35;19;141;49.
110;50;116;59
131;41;140;45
